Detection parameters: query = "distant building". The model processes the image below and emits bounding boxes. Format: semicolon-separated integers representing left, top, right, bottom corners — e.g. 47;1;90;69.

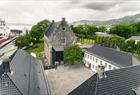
10;29;23;36
83;45;135;72
69;65;140;95
0;49;49;95
0;18;10;38
128;36;140;44
44;18;76;64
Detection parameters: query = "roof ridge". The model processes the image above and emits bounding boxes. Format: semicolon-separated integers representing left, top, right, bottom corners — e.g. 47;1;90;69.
44;22;54;36
94;45;130;55
6;74;23;95
27;55;32;95
94;73;99;95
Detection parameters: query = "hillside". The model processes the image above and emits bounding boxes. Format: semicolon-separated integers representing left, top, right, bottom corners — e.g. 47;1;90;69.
72;13;140;25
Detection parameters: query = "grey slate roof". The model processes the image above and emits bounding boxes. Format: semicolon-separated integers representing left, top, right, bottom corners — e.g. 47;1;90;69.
129;36;140;40
45;21;60;37
0;49;49;95
86;45;132;67
69;65;140;95
0;64;4;77
44;18;76;51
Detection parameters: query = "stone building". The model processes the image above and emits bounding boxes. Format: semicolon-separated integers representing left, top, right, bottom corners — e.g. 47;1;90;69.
44;18;76;64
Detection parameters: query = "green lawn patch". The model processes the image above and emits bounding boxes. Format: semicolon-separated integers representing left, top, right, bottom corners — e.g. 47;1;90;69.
25;39;45;61
79;38;95;44
134;54;140;61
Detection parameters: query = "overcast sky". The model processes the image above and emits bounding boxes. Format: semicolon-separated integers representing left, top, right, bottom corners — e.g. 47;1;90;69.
0;0;140;24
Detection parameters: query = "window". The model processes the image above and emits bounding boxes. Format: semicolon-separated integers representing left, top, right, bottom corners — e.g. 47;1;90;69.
95;66;98;70
85;54;87;57
109;65;111;69
113;67;116;70
93;57;94;61
90;56;92;60
84;60;86;64
100;61;102;65
105;63;107;67
96;59;98;63
92;64;94;69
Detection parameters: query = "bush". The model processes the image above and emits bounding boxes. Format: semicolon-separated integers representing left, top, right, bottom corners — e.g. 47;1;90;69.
64;44;83;64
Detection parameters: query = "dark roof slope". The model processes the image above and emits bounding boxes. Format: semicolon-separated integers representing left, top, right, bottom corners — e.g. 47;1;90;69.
69;65;140;95
0;64;4;77
69;73;98;95
7;49;49;95
86;45;132;67
45;21;60;37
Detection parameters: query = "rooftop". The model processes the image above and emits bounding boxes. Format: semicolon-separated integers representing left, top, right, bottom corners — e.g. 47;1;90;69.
0;49;49;95
86;45;132;67
69;65;140;95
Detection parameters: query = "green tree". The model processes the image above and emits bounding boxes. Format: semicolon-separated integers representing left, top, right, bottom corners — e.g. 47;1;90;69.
122;40;136;53
136;41;140;54
133;21;140;35
64;44;83;64
30;19;50;44
98;25;107;32
72;25;85;34
86;24;98;35
110;23;137;38
15;34;31;48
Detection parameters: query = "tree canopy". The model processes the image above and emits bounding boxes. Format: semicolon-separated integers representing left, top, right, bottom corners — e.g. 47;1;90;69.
109;23;137;38
30;19;50;43
64;44;83;64
15;19;50;47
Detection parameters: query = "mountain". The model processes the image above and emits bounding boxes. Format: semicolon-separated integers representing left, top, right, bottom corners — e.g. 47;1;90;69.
72;13;140;25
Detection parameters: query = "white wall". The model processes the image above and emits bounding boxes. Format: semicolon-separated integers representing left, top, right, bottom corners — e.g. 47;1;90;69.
83;52;119;72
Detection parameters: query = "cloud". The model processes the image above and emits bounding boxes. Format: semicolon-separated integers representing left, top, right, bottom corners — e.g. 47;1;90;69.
83;1;122;11
0;0;139;24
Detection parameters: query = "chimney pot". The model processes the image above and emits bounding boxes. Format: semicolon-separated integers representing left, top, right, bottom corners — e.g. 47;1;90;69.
97;65;106;79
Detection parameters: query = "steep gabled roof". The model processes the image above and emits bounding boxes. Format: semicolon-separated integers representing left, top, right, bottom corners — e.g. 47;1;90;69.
45;21;60;37
69;65;140;95
86;45;132;67
44;19;76;51
2;49;49;95
69;73;98;95
0;64;4;77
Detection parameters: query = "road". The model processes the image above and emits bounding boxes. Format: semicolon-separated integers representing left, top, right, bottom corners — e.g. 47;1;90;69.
0;41;17;58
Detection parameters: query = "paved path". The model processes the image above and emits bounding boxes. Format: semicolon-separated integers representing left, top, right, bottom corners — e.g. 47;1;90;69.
46;64;94;95
0;41;17;58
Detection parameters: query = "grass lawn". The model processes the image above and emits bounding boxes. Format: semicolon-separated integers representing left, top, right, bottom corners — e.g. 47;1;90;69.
134;54;140;61
25;39;45;61
79;38;95;44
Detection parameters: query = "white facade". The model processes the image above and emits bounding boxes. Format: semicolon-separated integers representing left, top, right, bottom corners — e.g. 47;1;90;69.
83;52;119;72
